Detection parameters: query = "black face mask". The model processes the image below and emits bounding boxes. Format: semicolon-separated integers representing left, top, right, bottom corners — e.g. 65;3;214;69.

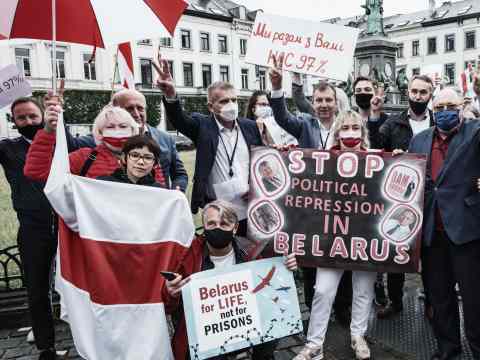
355;93;373;110
17;123;44;140
204;228;234;249
409;98;429;116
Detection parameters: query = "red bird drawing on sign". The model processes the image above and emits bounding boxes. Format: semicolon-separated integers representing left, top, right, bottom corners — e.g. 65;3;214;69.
251;266;276;294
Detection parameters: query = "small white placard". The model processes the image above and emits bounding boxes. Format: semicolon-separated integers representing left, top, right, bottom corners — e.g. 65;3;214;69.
0;64;32;109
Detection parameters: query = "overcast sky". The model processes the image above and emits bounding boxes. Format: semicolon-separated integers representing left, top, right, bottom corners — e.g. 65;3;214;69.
235;0;453;21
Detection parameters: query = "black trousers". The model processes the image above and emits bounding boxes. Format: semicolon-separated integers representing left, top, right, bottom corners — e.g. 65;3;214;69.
17;212;57;350
422;231;480;358
378;272;405;309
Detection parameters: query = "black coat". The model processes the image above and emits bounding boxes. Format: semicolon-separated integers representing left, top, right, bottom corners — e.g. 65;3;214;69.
373;110;434;151
96;168;162;187
409;120;480;246
163;98;262;214
366;112;389;150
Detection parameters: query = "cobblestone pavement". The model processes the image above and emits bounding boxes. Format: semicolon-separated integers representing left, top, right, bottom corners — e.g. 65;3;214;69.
0;274;473;360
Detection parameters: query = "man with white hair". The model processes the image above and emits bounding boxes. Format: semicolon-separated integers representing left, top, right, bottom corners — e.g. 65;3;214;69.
111;89;188;191
409;87;480;360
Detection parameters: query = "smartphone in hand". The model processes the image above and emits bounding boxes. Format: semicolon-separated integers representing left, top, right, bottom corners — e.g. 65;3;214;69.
160;271;177;281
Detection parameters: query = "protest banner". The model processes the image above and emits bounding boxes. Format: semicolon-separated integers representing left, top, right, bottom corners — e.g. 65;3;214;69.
245;13;359;81
0;64;32;109
182;257;302;360
262;116;298;146
247;147;427;273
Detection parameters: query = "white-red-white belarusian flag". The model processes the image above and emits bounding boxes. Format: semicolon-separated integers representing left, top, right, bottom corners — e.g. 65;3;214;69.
45;114;194;359
118;42;135;89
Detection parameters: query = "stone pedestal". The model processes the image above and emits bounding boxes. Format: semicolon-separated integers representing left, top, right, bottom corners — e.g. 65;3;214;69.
354;36;397;89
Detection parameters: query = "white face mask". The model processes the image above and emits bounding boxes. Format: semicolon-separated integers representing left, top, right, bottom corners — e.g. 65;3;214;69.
339;129;361;139
254;105;273;119
219;102;239;122
102;128;133;138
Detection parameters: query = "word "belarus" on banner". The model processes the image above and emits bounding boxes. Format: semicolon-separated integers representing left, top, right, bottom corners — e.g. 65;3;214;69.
245;13;359;81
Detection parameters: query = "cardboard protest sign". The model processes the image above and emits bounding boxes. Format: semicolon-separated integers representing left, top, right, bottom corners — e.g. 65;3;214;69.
245;13;359;81
261;116;298;146
0;64;32;109
182;257;302;360
247;147;427;273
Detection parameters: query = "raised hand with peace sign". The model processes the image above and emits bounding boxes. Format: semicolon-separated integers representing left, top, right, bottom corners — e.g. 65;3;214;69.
269;53;284;91
153;53;176;98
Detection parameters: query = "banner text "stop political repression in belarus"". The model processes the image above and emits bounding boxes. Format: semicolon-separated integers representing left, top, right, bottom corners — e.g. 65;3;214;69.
247;148;427;273
245;13;359;81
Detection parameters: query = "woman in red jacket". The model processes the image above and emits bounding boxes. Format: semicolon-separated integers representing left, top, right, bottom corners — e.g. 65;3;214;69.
24;104;166;186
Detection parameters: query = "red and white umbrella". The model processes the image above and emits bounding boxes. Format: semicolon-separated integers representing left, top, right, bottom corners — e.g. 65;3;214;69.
0;0;187;91
0;0;187;47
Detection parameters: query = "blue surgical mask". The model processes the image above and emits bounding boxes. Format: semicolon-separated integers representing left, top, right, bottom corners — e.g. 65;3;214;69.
434;110;460;132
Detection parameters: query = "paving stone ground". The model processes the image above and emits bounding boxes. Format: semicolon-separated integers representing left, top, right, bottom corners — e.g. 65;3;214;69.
0;274;473;360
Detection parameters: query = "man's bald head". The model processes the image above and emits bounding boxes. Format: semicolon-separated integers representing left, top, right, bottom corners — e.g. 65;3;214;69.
112;89;147;129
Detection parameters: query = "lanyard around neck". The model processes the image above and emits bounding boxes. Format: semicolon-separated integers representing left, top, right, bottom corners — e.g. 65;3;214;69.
218;128;239;178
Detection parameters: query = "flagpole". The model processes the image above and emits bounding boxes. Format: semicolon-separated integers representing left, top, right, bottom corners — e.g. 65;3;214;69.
111;47;119;100
51;0;57;94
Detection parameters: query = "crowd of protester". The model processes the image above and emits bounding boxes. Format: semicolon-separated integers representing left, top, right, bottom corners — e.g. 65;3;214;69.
0;53;479;360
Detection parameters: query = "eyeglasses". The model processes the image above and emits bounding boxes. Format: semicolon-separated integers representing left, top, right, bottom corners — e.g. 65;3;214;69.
433;104;459;112
127;152;155;163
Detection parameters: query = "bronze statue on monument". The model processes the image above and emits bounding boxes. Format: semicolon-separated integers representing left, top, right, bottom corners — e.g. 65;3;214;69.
362;0;385;36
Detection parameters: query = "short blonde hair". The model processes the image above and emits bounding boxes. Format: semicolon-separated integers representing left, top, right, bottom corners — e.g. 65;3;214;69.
331;110;370;149
92;106;139;145
202;200;239;226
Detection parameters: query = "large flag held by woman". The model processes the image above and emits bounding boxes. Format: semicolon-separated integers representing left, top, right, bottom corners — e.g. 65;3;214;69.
44;114;194;359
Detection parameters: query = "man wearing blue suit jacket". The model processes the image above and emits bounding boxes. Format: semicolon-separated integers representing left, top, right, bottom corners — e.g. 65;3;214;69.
154;57;262;238
409;88;480;360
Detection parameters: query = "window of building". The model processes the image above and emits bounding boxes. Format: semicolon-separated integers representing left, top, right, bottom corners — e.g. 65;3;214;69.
397;43;404;58
15;48;31;77
202;64;212;88
445;34;455;52
465;31;476;50
50;50;66;79
444;63;456;85
258;68;266;90
183;63;194;87
412;68;420;76
181;30;192;49
200;32;210;52
140;58;153;86
427;37;437;55
83;53;96;80
218;35;228;54
240;39;247;56
137;39;152;46
412;40;420;56
167;60;174;79
219;65;229;82
241;68;249;89
159;37;172;47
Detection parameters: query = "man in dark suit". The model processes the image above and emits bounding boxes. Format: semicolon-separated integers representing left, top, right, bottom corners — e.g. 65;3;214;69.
0;97;69;360
154;57;262;236
375;75;435;319
409;88;480;360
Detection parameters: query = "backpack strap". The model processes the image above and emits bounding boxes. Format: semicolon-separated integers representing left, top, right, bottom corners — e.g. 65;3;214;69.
79;150;98;177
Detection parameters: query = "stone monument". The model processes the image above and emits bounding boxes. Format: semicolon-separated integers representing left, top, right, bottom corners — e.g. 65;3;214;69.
354;0;399;103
